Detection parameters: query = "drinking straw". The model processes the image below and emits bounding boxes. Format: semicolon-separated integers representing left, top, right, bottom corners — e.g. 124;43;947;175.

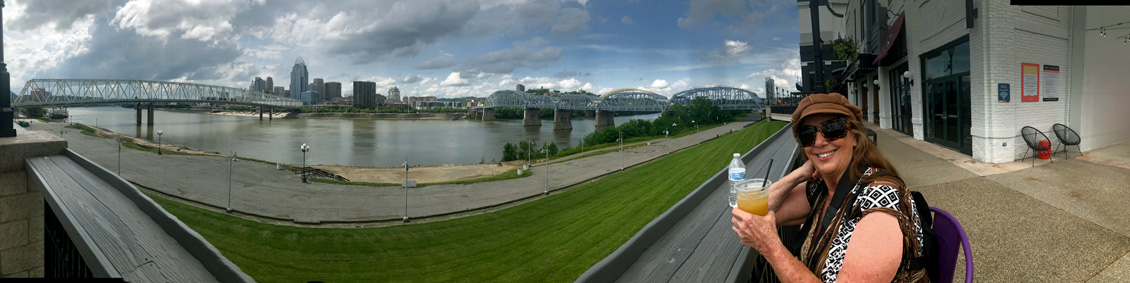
761;159;773;188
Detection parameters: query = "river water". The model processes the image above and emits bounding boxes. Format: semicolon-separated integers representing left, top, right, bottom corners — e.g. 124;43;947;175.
64;107;659;167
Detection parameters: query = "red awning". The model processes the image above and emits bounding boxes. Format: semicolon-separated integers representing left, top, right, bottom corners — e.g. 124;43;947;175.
872;12;906;65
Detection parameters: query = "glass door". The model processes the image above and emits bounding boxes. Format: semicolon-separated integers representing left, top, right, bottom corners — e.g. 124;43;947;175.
924;75;971;154
888;64;912;136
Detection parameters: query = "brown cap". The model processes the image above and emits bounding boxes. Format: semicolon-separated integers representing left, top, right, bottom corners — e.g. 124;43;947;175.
790;93;863;125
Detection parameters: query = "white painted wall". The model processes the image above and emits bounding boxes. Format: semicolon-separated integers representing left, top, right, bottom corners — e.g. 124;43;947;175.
1077;6;1130;151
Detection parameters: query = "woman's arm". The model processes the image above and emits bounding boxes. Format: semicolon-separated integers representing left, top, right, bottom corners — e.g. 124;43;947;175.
769;160;816;226
836;212;903;282
732;209;822;283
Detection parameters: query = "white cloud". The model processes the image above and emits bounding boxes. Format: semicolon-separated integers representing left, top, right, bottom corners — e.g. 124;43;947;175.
243;44;288;59
441;72;471;86
112;0;253;44
621;16;634;25
640;79;690;95
5;16;95;86
704;39;752;62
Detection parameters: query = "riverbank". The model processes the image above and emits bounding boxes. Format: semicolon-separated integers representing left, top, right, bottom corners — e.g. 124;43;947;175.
57;121;530;183
296;112;468;120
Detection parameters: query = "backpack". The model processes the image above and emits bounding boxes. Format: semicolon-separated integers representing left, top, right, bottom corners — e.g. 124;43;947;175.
909;191;941;283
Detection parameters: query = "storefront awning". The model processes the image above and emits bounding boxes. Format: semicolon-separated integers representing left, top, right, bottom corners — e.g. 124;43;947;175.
873;12;906;65
843;54;878;82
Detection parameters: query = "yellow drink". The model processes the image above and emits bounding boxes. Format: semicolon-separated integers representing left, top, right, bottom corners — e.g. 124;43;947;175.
737;190;769;216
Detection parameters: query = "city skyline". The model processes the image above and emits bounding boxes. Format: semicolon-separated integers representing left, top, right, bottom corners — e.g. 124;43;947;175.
2;0;801;98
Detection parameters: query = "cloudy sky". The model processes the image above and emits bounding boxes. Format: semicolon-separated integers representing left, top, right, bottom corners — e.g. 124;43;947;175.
3;0;801;98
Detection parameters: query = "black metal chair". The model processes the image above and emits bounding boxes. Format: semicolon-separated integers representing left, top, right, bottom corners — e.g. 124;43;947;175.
1021;126;1053;167
1052;123;1082;159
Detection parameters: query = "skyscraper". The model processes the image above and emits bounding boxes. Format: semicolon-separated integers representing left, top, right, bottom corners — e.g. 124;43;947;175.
274;86;285;96
325;82;342;101
388;86;400;102
764;77;775;103
353;81;377;109
290;57;308;99
313;78;325;103
251;77;265;92
265;77;274;94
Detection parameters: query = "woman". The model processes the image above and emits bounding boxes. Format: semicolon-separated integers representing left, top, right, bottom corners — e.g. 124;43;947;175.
731;93;929;282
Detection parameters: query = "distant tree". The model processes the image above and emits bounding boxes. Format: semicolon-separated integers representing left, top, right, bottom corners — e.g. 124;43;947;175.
25;106;46;118
502;142;517;161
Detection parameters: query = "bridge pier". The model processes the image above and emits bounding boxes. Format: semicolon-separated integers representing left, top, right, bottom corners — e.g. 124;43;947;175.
135;103;142;125
523;108;541;126
147;104;155;126
482;108;495;121
584;110;595;118
258;107;263;120
595;110;615;132
553;109;572;130
270;108;274;120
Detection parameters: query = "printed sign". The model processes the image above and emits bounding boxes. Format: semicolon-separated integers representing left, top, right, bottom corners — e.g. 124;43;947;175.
1043;65;1059;101
998;83;1010;103
1021;63;1040;102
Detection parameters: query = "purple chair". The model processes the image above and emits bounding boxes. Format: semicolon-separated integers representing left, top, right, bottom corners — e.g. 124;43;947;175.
930;207;973;283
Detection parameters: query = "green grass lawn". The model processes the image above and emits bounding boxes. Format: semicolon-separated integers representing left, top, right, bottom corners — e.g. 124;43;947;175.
148;120;788;282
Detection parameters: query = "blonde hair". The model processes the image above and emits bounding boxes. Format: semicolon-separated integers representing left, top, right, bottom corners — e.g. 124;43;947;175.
845;119;901;183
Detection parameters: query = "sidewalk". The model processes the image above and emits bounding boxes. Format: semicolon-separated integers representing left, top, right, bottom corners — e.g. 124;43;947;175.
866;123;1130;282
36;120;755;227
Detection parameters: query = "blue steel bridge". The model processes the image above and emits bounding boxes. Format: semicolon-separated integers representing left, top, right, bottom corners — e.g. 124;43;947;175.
475;86;764;131
13;79;303;124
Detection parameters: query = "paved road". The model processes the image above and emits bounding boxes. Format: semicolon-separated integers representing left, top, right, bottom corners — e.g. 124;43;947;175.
36;120;756;226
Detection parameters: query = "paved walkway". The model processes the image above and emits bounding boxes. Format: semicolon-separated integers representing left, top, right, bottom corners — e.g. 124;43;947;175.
36;120;755;226
866;123;1130;282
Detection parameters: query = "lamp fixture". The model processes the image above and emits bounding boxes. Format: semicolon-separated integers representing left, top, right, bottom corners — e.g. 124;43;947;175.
903;70;915;86
873;79;879;85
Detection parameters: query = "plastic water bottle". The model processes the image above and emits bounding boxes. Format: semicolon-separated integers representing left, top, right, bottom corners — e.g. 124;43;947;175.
728;153;746;208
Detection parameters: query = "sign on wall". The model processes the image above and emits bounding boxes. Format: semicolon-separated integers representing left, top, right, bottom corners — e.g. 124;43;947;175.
998;83;1010;103
1043;65;1059;101
1021;63;1040;102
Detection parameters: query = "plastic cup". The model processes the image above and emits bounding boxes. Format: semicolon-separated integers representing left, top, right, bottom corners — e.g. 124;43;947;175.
735;178;771;216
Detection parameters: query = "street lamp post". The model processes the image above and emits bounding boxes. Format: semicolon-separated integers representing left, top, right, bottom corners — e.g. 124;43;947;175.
619;132;624;171
117;138;122;174
692;120;697;133
542;148;549;195
403;160;409;222
156;129;164;155
580;139;584;157
300;143;309;183
228;152;237;213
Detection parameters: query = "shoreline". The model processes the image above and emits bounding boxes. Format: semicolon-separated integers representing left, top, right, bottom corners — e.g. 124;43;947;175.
69;121;529;183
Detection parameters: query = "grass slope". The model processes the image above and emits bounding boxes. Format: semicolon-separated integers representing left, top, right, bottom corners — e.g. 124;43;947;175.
149;120;787;282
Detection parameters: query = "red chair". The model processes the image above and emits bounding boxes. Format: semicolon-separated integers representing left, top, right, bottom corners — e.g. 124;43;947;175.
931;207;973;283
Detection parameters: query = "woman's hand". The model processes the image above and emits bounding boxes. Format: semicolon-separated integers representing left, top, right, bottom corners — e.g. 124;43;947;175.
731;208;781;253
795;159;818;180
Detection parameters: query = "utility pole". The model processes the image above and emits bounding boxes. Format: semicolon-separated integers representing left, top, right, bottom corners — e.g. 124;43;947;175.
810;0;826;93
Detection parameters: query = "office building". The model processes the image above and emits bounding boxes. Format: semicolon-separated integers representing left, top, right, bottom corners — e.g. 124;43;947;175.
290;57;308;99
830;1;1130;164
325;82;342;101
312;78;325;103
388;86;401;102
251;77;266;93
353;81;377;109
265;77;273;94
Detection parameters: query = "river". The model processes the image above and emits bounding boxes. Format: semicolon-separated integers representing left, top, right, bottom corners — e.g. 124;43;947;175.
63;107;660;168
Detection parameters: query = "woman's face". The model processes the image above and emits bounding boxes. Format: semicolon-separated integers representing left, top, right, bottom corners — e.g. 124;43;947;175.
800;113;857;179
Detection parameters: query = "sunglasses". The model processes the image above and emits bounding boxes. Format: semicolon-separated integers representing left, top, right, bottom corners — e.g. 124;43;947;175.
795;117;851;147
